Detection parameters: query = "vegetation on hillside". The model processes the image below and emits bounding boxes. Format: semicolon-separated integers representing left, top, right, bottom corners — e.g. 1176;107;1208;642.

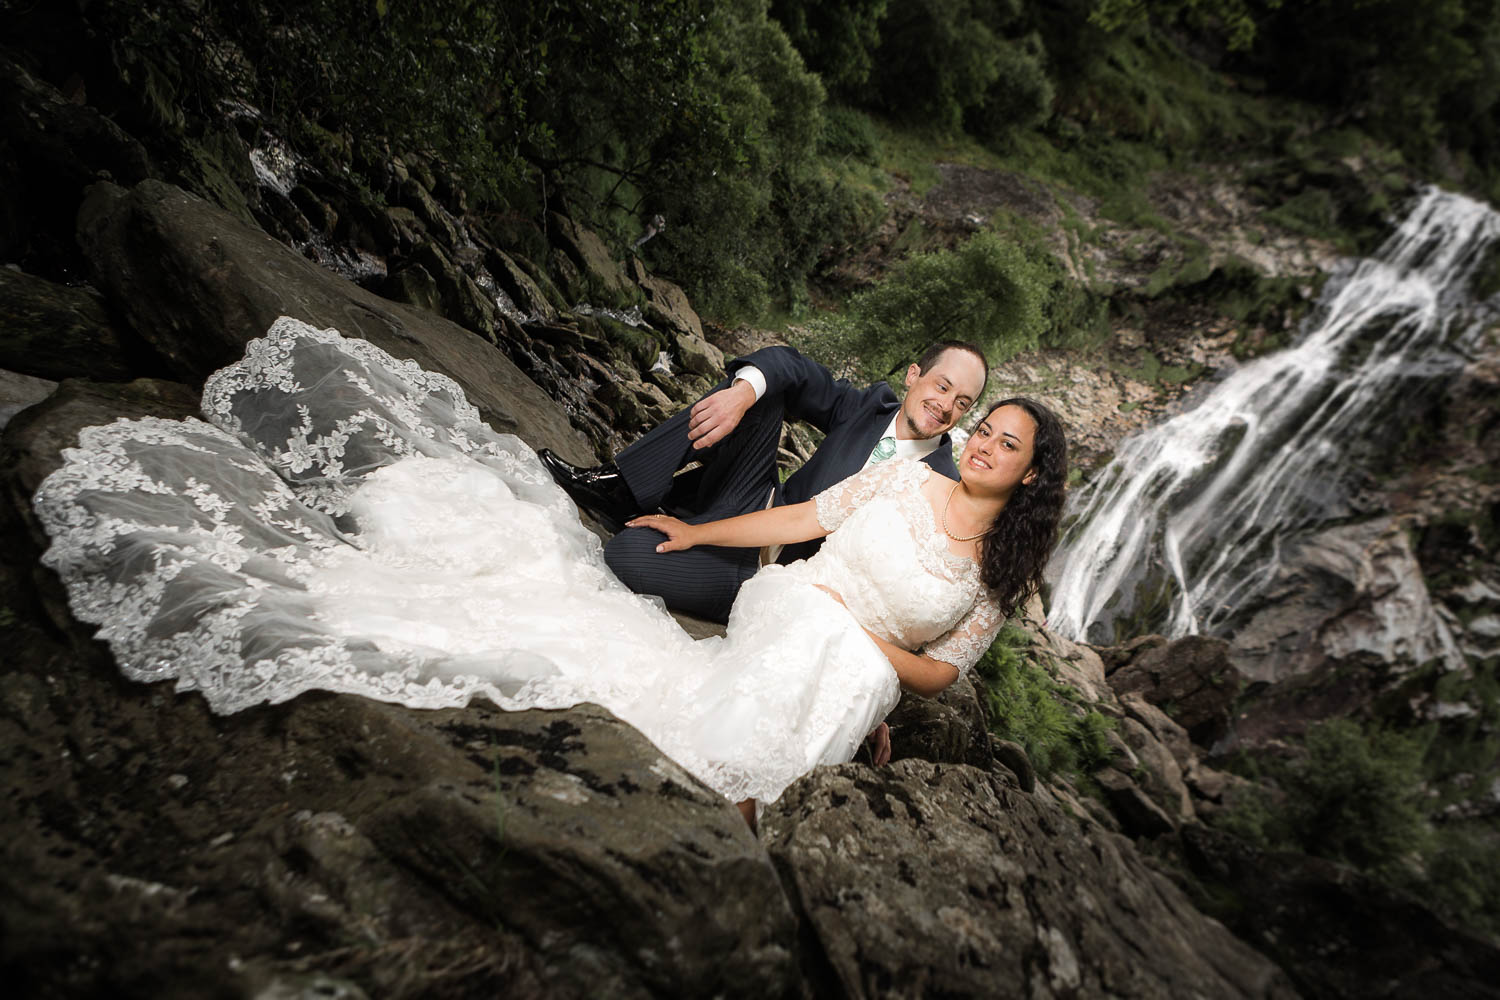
16;0;1497;327
1216;706;1500;936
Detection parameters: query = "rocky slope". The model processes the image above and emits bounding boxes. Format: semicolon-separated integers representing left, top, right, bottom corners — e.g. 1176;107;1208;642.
0;169;1297;997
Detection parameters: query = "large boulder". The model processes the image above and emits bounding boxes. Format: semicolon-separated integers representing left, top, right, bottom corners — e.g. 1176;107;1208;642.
0;369;56;431
0;266;151;382
763;760;1295;999
0;52;153;206
1107;635;1244;747
547;212;636;307
486;248;559;324
885;673;994;769
75;179;594;465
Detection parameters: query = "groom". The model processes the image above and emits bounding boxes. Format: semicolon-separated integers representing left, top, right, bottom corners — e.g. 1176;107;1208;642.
541;340;989;623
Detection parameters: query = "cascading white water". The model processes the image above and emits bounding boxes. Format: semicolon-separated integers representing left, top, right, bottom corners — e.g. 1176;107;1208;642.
1048;187;1500;644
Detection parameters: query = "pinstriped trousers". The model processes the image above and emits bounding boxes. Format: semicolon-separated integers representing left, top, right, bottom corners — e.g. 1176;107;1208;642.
604;386;787;624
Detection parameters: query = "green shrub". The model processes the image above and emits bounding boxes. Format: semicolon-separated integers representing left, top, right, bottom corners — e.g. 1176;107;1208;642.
819;104;881;161
974;625;1116;779
962;33;1055;149
796;228;1052;380
1427;824;1500;936
1218;718;1431;874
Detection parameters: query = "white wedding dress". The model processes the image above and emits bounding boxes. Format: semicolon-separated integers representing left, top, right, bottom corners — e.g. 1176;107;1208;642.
33;318;1002;803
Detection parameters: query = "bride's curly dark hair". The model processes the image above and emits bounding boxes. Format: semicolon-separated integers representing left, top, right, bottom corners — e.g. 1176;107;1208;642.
975;397;1068;616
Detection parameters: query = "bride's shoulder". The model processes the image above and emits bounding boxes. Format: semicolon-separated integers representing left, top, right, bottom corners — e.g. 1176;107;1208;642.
905;460;954;494
872;458;933;493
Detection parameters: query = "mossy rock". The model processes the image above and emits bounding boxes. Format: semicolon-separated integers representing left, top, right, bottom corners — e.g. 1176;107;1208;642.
178;127;258;226
547;213;639;309
587;313;664;370
383;262;443;316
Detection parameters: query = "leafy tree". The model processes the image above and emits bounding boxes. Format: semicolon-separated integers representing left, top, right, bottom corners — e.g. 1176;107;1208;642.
1086;0;1500;175
632;0;849;317
1088;0;1278;50
852;0;1053;144
770;0;890;94
1248;0;1500;163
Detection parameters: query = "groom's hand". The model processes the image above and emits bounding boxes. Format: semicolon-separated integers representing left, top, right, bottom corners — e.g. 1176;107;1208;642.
687;379;756;450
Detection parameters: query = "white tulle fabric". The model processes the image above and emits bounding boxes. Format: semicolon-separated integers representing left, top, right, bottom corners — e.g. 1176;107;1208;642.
33;317;999;803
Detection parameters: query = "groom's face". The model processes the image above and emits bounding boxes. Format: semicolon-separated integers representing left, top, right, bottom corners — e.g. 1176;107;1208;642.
898;349;988;440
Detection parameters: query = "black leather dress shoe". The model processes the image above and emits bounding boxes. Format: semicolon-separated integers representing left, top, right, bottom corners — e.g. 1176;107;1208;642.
538;449;638;532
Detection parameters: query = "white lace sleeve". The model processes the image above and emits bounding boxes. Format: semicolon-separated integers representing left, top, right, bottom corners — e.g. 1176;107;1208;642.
813;459;930;532
921;587;1005;675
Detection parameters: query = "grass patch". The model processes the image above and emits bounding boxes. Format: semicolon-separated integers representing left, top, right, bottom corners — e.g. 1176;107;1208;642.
867;117;1007;197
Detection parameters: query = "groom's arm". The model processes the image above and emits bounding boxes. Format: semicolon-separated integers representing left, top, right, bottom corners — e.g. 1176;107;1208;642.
729;346;864;433
687;345;863;449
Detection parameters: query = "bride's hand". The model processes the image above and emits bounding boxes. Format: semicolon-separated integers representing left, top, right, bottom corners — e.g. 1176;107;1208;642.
814;584;846;607
628;513;699;553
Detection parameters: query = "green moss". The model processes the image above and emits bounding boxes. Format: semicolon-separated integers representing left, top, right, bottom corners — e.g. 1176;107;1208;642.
1264;188;1339;238
1158;363;1199;384
1123;349;1163;382
1143;245;1214;298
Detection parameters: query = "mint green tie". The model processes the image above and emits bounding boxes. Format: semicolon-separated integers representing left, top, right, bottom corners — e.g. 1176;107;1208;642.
870;436;897;463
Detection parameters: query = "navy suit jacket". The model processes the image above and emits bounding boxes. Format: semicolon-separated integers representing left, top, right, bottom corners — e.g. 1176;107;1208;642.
728;346;960;564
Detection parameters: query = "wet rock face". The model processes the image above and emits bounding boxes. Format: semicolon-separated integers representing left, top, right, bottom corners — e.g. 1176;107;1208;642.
1106;635;1244;748
74;179;596;465
763;760;1296;1000
1227;517;1462;686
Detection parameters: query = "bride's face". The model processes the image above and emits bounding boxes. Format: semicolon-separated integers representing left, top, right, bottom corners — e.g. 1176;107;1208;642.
960;405;1038;495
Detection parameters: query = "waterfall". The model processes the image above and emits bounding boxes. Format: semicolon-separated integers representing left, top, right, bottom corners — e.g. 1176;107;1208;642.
1048;187;1500;645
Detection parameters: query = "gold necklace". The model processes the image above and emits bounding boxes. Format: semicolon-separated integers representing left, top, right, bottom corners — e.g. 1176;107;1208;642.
942;480;987;542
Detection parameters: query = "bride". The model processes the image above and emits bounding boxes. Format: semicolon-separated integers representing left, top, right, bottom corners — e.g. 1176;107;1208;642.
32;317;1067;820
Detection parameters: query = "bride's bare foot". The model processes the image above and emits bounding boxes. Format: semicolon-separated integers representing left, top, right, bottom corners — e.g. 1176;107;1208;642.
736;798;757;833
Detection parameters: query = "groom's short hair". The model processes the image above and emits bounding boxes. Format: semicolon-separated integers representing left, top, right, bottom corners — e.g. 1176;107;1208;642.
917;340;989;396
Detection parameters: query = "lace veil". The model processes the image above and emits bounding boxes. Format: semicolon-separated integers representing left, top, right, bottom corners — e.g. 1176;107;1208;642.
32;316;604;713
